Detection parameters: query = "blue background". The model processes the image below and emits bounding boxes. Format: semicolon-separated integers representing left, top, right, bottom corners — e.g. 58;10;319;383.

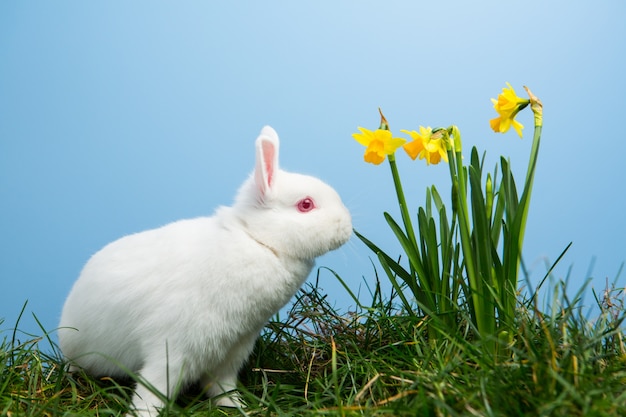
1;1;625;343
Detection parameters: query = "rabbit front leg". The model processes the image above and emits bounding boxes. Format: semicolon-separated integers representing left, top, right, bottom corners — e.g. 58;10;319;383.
204;370;242;407
203;331;259;407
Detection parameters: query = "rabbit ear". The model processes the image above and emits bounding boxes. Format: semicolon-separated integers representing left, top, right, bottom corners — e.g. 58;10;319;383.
254;126;280;197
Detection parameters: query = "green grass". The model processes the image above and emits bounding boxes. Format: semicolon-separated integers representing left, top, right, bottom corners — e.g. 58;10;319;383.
2;274;625;417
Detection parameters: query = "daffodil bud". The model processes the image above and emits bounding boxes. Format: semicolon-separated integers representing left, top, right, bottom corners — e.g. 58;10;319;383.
486;173;493;220
523;86;543;128
449;125;463;153
498;330;512;346
378;108;390;131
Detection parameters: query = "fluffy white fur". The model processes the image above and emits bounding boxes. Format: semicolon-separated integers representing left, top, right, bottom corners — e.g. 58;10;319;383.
58;126;352;416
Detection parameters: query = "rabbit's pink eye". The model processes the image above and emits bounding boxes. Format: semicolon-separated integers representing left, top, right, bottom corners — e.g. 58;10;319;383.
297;197;316;213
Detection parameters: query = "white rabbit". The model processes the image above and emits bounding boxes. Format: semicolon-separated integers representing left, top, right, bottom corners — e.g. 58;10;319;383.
58;126;352;417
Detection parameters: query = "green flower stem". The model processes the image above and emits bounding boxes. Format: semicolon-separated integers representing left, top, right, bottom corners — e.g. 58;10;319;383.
525;124;542;191
447;133;495;354
516;86;544;265
387;154;418;249
506;122;542;310
449;155;479;308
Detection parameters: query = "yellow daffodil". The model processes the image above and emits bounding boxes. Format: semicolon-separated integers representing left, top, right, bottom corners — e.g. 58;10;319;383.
352;127;406;165
490;82;530;138
401;126;449;165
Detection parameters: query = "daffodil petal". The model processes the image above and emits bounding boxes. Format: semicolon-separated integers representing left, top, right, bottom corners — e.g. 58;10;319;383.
512;119;524;138
352;127;374;147
385;137;407;154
